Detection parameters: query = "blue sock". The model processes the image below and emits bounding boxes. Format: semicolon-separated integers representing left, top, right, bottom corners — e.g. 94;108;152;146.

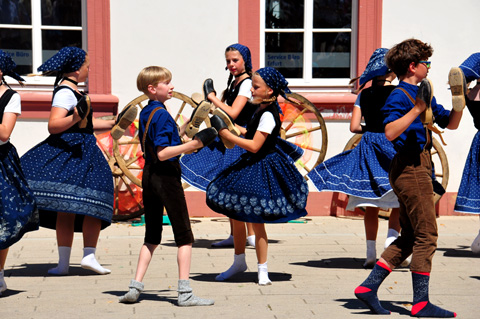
354;261;391;314
411;272;456;317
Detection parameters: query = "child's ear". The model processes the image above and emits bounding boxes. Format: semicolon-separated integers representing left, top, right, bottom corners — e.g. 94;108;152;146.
408;61;417;74
147;84;155;95
267;87;274;96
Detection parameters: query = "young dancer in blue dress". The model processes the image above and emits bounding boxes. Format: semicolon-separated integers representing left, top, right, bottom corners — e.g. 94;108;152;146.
181;43;258;248
21;47;115;276
454;53;480;253
206;67;308;285
306;48;401;268
0;50;39;296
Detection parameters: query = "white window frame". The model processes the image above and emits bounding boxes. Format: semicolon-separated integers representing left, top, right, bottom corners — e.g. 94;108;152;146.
0;0;87;89
260;0;358;90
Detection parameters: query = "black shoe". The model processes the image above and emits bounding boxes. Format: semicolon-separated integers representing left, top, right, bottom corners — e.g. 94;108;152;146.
209;115;228;132
194;127;218;148
76;94;91;128
211;109;239;149
418;78;433;125
203;78;216;100
417;78;433;109
76;94;91;120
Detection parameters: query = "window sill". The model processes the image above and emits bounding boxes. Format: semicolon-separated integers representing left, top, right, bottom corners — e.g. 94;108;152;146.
285;91;357;121
18;91;119;119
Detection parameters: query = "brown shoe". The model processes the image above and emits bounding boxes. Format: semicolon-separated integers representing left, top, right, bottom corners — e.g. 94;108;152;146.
449;67;466;112
111;104;138;140
185;101;212;138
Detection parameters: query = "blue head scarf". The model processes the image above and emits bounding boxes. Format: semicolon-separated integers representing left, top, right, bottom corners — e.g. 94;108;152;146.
459;53;480;83
255;67;291;115
359;48;389;86
38;46;86;86
226;43;252;72
0;49;25;85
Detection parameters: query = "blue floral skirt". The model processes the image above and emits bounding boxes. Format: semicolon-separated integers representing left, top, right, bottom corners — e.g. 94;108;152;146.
455;131;480;214
307;132;397;200
181;136;303;192
206;150;308;223
20;133;114;231
0;142;39;250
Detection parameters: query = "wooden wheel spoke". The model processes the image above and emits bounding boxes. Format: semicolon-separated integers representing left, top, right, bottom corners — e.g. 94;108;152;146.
283;108;309;131
118;139;140;146
285;126;322;138
124;156;140;167
174;101;188;122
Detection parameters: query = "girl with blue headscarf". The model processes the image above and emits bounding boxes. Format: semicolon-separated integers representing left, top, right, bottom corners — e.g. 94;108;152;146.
206;67;308;285
181;44;303;248
0;50;39;296
20;47;115;276
306;48;403;268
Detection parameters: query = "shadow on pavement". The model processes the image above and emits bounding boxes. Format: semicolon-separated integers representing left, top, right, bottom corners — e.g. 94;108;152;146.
6;263;112;277
190;271;292;283
437;246;480;258
159;238;281;249
336;298;411;315
104;289;177;305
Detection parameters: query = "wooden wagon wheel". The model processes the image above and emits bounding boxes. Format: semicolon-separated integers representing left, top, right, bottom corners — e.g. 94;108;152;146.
108;91;326;219
108;92;199;220
281;92;328;177
343;134;449;205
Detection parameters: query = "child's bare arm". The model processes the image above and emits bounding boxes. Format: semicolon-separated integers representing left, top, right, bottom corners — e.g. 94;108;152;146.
350;106;363;133
446;108;463;130
0;113;18;142
93;117;115;130
219;129;267;153
48;106;81;134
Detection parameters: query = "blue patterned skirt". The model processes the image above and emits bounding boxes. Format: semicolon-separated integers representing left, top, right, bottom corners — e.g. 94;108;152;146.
0;143;39;249
455;131;480;214
181;136;303;192
307;132;397;200
20;133;114;231
206;150;308;223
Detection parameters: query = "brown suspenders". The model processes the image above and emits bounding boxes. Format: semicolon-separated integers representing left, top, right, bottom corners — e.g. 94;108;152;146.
393;88;447;147
142;106;164;161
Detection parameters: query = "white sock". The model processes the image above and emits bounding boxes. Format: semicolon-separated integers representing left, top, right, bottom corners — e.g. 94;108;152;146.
257;262;271;286
0;270;6;294
363;240;376;268
384;229;400;249
400;255;412;267
215;253;247;281
247;235;256;247
471;230;480;254
211;235;234;247
48;246;71;275
81;247;111;275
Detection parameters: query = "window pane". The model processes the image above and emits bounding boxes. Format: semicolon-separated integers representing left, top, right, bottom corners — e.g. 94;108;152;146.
265;32;303;78
312;32;350;78
0;29;33;75
41;0;81;26
313;0;352;28
0;0;31;24
42;30;82;62
265;0;304;29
